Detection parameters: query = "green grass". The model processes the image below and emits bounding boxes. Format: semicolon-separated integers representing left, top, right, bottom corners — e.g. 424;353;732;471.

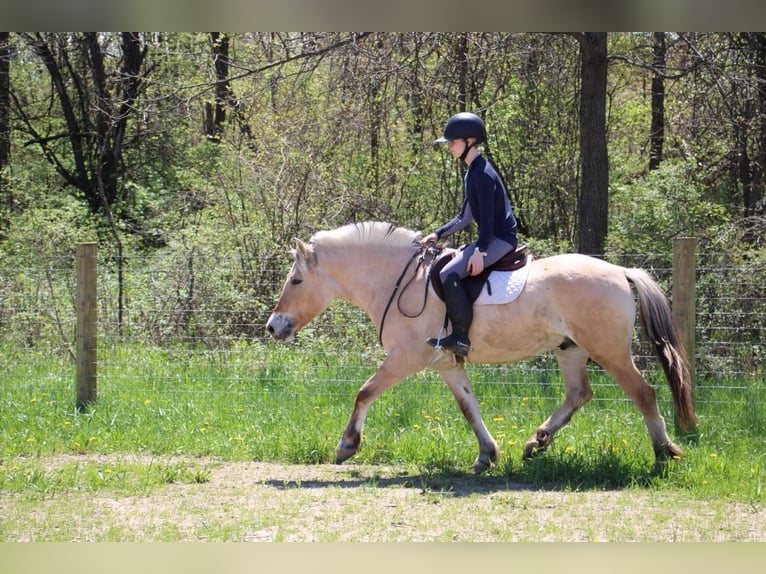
1;340;764;505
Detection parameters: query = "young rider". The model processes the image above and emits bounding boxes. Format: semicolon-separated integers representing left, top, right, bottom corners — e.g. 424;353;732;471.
420;112;518;357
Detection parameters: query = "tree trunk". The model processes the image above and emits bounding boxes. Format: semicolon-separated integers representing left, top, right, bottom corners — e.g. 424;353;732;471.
649;32;666;171
749;32;766;218
207;32;230;141
0;32;11;234
576;32;609;256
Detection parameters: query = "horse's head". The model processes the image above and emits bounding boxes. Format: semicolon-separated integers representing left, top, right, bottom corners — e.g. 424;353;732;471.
266;238;337;342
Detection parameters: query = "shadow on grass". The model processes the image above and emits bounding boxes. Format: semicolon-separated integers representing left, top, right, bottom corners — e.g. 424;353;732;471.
261;454;673;497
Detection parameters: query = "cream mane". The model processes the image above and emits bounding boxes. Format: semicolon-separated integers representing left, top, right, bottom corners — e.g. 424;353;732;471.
310;221;422;249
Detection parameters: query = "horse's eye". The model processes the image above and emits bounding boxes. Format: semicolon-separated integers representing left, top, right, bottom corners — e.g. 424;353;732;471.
291;278;303;286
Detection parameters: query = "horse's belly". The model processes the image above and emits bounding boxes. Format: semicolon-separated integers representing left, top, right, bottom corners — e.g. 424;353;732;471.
468;305;564;363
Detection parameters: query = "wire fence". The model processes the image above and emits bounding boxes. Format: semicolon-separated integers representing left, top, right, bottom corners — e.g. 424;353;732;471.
0;244;763;414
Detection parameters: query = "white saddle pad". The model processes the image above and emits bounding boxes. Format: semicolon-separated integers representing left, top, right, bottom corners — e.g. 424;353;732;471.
474;256;533;305
428;256;533;306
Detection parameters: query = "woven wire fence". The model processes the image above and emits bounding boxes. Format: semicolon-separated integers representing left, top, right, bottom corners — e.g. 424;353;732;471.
0;245;763;412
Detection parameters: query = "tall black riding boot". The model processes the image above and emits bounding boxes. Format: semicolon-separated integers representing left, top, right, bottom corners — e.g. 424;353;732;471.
428;272;473;357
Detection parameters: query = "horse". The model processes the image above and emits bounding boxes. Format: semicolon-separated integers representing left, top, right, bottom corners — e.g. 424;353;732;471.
266;221;697;473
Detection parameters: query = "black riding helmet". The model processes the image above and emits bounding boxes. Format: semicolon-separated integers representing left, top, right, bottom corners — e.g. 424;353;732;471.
435;112;486;162
434;112;487;144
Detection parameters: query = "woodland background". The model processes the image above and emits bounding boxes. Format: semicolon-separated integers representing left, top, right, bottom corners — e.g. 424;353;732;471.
0;32;763;357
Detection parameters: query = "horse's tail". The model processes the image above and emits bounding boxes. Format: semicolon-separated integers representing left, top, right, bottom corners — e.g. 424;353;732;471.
624;268;698;432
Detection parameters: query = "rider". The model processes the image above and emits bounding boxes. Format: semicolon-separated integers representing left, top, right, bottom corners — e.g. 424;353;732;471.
420;112;518;357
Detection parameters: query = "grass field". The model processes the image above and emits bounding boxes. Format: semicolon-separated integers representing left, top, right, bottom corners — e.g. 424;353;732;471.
1;340;764;540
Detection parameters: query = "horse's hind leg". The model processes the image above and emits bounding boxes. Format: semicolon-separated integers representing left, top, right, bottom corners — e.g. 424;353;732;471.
438;365;499;473
524;345;593;458
596;352;683;462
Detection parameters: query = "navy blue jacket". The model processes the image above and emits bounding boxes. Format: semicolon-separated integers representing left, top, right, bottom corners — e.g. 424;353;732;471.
435;155;517;252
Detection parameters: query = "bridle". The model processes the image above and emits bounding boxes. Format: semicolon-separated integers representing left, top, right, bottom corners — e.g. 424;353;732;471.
378;243;441;346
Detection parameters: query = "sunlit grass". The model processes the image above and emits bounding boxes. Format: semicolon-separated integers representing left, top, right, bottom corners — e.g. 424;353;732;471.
0;340;763;505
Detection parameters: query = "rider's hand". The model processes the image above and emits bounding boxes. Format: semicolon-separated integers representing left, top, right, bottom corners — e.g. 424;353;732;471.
467;249;485;276
420;232;438;247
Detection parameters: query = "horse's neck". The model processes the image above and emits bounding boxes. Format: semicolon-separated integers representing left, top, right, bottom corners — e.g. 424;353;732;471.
324;246;416;319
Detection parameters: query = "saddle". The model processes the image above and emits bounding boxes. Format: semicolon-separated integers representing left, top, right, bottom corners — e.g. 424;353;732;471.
429;245;528;303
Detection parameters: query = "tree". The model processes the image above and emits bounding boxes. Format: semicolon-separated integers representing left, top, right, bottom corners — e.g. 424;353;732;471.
649;32;666;171
15;33;147;214
0;32;10;236
574;32;609;256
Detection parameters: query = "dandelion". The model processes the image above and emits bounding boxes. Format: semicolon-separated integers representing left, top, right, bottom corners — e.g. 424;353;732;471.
88;436;97;443
144;399;152;406
709;452;718;459
413;424;421;430
230;435;244;442
564;446;575;454
492;416;505;422
26;437;36;444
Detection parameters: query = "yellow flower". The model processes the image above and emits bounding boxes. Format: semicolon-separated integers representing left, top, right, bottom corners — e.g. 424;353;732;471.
144;399;152;406
709;452;718;459
26;437;36;443
492;416;505;422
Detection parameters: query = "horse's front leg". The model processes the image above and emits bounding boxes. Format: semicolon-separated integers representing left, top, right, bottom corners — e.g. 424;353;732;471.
438;364;499;474
335;355;415;464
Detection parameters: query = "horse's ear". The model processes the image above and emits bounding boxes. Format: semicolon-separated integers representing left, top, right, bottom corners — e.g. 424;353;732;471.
292;238;317;267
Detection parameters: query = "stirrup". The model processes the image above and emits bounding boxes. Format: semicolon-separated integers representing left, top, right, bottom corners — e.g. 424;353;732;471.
427;335;471;357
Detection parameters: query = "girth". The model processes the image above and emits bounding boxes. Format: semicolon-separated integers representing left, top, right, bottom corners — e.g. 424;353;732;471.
429;245;528;303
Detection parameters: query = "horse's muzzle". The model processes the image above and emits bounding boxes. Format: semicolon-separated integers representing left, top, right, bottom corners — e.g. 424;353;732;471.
266;313;295;342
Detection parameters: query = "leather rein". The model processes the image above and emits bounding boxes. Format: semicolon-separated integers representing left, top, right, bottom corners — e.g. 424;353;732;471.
378;244;440;346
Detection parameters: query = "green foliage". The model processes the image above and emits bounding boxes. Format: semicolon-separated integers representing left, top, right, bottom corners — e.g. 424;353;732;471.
607;161;730;255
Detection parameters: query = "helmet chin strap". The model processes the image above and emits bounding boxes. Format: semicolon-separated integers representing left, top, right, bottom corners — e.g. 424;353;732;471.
460;139;478;163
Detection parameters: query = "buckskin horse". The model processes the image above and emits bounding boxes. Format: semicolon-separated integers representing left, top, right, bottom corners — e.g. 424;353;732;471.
266;221;696;473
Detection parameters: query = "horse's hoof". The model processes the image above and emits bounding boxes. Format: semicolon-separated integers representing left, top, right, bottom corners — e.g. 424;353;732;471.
335;445;357;465
654;441;684;462
523;441;545;459
472;459;492;474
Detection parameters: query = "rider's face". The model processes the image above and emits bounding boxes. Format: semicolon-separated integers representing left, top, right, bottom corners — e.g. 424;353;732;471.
447;139;465;159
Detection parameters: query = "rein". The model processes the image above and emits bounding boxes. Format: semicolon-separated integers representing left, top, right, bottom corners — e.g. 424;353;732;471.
378;244;440;346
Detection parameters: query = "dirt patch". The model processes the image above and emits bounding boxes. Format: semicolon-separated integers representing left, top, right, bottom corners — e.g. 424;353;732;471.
3;454;764;541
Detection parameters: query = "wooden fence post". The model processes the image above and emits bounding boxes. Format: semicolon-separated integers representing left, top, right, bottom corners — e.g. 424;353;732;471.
76;242;98;412
672;237;696;390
